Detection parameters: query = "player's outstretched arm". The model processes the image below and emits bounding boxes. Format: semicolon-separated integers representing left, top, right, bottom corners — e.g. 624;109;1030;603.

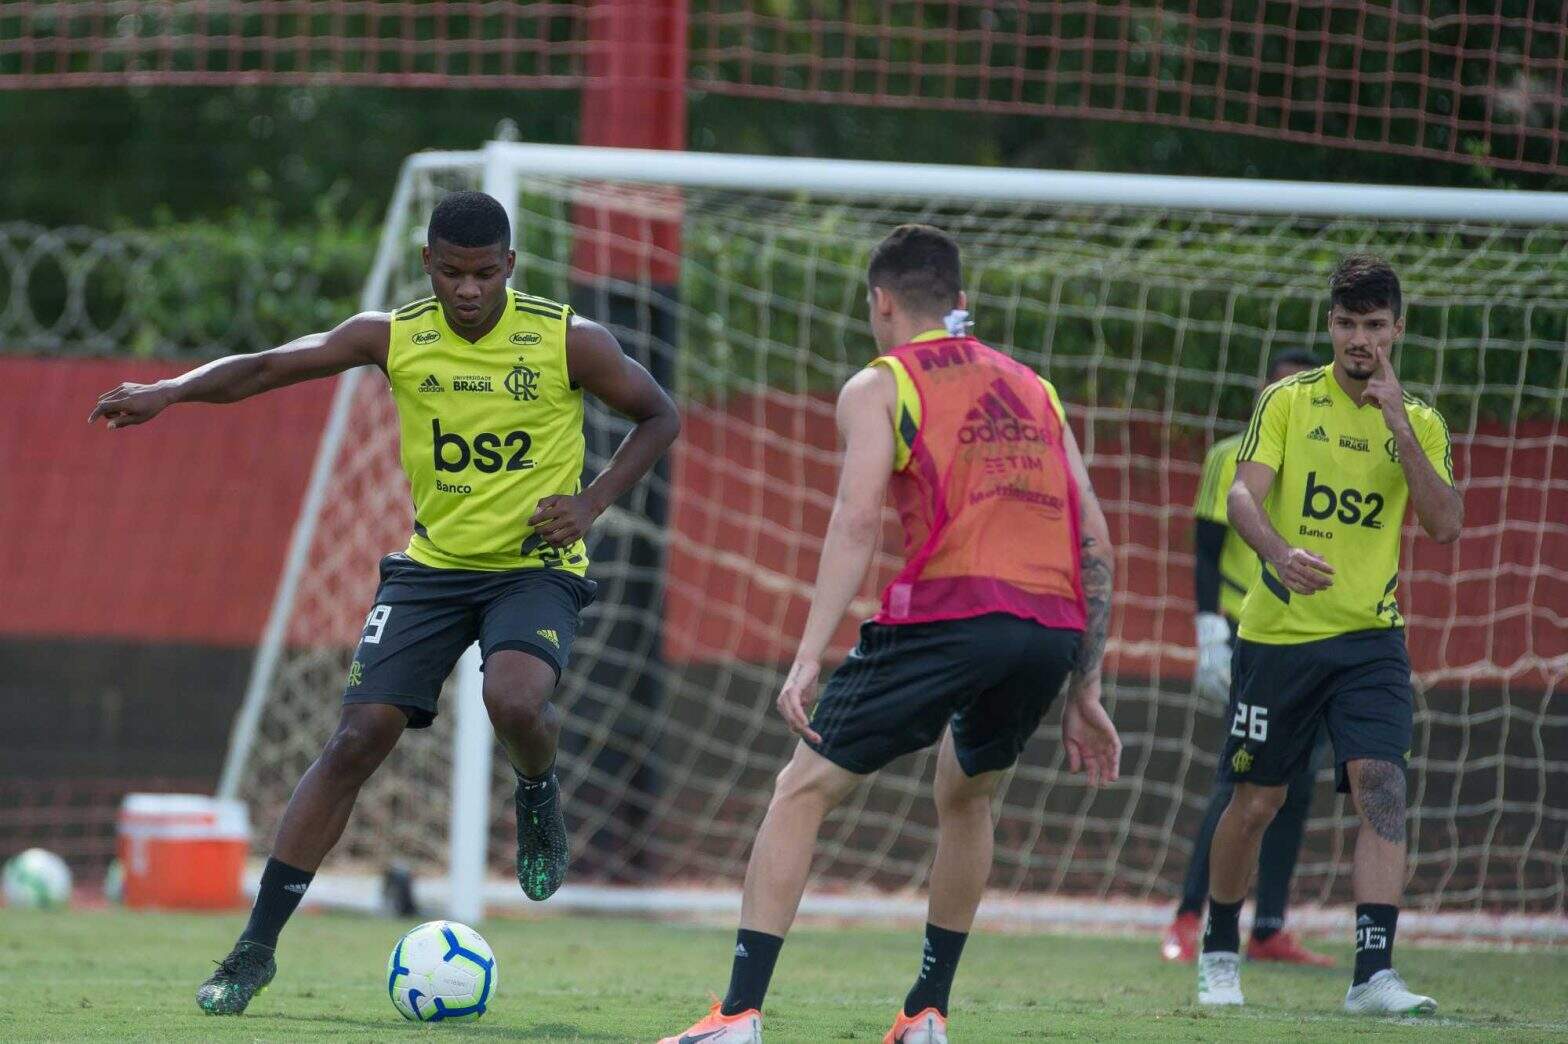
1362;343;1463;544
1228;461;1335;595
774;367;896;743
529;316;680;548
1059;421;1121;786
88;312;391;429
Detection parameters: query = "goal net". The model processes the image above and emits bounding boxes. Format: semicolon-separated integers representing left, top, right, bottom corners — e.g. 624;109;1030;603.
221;144;1567;932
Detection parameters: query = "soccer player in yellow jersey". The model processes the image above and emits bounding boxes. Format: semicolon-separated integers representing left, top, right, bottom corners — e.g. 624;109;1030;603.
1196;254;1461;1015
89;192;680;1015
1161;349;1336;968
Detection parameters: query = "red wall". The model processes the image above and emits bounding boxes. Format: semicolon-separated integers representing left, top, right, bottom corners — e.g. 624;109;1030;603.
3;359;1561;686
0;358;333;645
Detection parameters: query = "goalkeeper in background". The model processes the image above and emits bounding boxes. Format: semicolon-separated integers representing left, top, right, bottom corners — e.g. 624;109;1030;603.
1160;350;1335;967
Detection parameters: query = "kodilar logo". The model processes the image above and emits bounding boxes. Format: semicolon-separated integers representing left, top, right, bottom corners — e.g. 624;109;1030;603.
413;329;441;345
511;331;542;346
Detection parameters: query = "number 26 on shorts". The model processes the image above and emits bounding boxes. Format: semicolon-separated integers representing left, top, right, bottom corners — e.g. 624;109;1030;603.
1230;702;1269;741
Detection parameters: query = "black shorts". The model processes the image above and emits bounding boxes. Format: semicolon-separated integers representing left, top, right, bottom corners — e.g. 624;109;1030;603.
1220;628;1412;793
342;553;597;728
805;613;1081;777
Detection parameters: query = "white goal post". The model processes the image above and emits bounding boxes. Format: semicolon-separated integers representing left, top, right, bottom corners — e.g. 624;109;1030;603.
219;142;1568;939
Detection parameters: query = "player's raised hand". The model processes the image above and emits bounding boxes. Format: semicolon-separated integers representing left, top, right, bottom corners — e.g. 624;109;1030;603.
1274;546;1335;594
527;493;601;548
1361;342;1410;431
1061;688;1121;787
775;659;822;744
88;381;173;428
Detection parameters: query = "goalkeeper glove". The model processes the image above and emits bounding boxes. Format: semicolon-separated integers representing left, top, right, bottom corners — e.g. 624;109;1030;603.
1194;611;1232;707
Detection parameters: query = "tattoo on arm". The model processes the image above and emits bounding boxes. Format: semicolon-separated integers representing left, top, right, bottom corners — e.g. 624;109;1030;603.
1355;760;1408;844
1075;535;1113;675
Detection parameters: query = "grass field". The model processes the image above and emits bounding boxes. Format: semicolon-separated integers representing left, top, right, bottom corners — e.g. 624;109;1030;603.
0;909;1564;1042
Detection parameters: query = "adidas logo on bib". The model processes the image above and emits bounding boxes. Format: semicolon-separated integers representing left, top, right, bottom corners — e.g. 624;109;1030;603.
1307;425;1329;442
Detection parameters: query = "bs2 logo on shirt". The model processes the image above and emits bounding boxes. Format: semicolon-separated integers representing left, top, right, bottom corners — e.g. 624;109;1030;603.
1301;471;1385;528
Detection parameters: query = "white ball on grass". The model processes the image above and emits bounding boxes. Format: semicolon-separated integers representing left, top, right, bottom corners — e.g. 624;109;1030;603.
386;919;497;1022
3;848;72;909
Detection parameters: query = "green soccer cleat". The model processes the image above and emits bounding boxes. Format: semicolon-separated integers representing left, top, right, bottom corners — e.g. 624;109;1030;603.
515;772;569;901
196;940;276;1015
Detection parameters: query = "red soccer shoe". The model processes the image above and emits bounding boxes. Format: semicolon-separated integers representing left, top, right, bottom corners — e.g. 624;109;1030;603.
1247;930;1335;967
1160;911;1201;963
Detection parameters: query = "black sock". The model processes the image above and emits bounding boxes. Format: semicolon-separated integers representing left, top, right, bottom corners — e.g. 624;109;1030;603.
1252;774;1312;942
516;765;557;806
1178;779;1233;917
237;857;314;949
1353;903;1397;985
1203;897;1243;954
721;929;783;1015
903;923;969;1017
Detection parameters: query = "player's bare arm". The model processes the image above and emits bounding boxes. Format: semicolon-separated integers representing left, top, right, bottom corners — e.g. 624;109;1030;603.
527;315;680;549
1058;420;1121;786
774;365;896;743
1227;461;1335;595
1361;343;1463;544
88;312;391;428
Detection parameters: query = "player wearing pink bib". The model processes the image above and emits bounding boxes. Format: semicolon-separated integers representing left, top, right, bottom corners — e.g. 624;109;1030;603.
661;225;1121;1044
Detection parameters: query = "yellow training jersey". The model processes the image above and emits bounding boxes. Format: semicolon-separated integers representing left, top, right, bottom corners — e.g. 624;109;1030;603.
1235;364;1453;644
386;289;588;574
1193;433;1255;622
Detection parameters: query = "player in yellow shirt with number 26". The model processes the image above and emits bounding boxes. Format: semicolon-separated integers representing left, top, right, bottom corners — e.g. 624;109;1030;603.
1195;254;1462;1016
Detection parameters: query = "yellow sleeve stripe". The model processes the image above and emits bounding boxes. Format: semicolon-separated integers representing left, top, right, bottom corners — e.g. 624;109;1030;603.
1437;411;1454;484
1237;369;1322;462
395;295;437;318
870;356;920;472
1414;399;1456;485
1195;436;1236;519
1238;382;1286;462
1037;376;1067;427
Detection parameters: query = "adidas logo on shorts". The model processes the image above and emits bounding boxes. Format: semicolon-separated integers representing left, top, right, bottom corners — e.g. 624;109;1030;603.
536;628;560;648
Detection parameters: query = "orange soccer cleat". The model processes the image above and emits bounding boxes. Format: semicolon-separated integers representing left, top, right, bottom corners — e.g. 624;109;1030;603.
1160;911;1201;963
657;1002;763;1044
1247;930;1335;967
883;1006;949;1044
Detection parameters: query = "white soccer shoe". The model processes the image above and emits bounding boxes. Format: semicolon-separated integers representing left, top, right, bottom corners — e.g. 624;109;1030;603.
1197;951;1244;1006
1343;969;1437;1016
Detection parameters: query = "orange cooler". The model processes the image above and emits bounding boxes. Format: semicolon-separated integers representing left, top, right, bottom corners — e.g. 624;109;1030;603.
117;794;250;910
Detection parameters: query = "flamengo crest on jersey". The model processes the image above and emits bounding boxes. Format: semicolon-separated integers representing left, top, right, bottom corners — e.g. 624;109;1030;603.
386;291;588;574
871;334;1086;631
1235;364;1454;644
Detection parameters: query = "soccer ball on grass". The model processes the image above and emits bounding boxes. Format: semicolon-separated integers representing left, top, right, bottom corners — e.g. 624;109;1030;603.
387;919;497;1021
3;848;72;909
